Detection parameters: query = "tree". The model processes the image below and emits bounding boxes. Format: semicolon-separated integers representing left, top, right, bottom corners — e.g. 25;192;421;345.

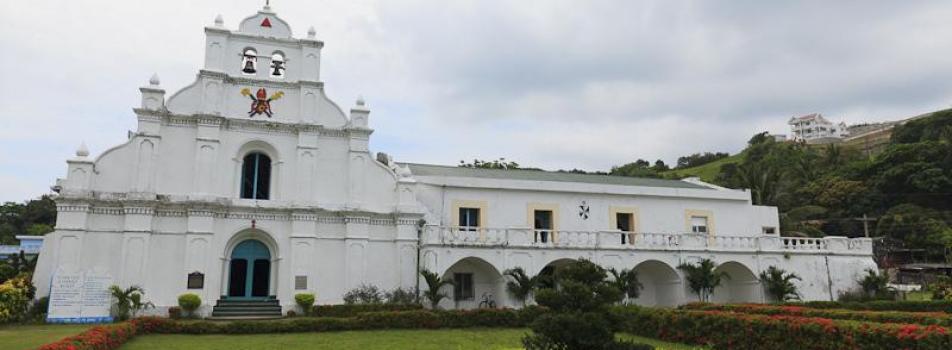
420;269;454;310
858;269;891;299
677;259;729;302
504;267;539;307
458;158;522;170
607;267;643;303
610;159;662;178
759;266;801;302
876;204;952;259
523;259;647;350
109;285;146;321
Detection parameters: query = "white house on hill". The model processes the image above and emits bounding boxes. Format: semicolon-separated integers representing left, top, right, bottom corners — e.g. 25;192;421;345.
33;5;876;316
788;113;850;143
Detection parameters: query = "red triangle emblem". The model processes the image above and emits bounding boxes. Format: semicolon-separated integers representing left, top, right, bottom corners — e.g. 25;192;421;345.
261;18;272;27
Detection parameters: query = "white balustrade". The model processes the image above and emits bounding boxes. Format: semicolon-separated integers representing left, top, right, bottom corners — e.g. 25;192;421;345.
421;225;873;256
781;237;827;251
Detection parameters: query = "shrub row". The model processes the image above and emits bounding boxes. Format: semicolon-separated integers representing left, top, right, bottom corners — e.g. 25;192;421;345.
616;307;952;350
682;303;952;327
311;303;423;317
782;300;952;313
157;308;545;334
37;307;548;349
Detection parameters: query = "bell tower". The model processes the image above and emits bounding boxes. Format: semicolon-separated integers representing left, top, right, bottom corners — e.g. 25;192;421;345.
160;3;344;126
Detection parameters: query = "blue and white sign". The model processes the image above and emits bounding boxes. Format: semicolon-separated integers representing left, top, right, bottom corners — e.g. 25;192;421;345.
47;268;114;323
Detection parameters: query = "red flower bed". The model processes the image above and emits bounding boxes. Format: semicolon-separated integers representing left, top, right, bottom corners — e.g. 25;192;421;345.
682;303;952;326
36;317;161;350
616;307;952;350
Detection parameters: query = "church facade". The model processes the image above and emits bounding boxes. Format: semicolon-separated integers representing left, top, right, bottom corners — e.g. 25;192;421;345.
33;5;876;316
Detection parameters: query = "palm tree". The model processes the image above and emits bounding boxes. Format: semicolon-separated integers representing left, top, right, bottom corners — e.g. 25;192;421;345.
504;267;539;307
607;268;643;304
677;259;729;302
759;266;801;302
108;285;145;321
129;292;155;318
420;269;454;310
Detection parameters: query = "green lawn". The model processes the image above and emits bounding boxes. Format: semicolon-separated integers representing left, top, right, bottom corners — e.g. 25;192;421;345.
121;328;704;350
0;323;93;350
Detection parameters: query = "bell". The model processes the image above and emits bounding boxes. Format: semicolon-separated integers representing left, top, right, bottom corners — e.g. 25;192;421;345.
242;59;256;74
271;61;284;76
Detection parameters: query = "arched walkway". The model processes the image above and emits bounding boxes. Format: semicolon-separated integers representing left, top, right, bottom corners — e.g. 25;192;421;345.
631;260;682;307
536;258;577;290
712;261;762;303
440;257;506;309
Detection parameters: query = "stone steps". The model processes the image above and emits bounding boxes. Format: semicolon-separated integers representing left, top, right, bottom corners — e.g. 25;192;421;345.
211;298;282;318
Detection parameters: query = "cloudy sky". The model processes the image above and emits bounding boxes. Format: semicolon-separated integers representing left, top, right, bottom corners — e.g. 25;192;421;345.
2;0;952;203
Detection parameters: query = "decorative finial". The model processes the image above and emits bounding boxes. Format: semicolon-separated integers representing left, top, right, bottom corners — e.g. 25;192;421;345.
76;142;89;158
264;0;271;10
149;73;160;86
307;26;316;39
356;95;366;107
214;14;223;27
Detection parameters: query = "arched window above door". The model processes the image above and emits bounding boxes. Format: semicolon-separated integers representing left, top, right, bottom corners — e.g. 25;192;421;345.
240;152;271;200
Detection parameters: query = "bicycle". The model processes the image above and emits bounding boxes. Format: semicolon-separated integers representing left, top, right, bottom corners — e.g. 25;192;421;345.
478;292;496;308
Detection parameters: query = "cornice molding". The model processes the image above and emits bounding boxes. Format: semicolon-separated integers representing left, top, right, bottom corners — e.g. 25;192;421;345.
54;196;423;226
133;110;352;138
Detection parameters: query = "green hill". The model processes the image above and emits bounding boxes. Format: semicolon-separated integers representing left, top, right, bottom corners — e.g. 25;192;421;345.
663;152;743;182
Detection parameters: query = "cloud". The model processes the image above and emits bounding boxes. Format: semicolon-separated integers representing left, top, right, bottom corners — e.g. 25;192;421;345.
2;0;952;202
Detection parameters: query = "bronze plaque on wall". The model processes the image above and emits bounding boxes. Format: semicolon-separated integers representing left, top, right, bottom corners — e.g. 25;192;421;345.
187;272;204;289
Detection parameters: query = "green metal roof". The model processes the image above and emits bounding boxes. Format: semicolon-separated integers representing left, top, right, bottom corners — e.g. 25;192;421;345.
402;163;710;190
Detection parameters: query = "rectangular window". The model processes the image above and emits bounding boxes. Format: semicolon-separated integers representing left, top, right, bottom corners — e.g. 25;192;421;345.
762;227;777;235
691;216;708;234
458;207;480;231
534;210;553;243
616;212;633;244
453;273;474;301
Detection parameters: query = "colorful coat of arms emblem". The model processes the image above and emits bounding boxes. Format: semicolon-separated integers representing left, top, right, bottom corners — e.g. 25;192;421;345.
240;87;285;118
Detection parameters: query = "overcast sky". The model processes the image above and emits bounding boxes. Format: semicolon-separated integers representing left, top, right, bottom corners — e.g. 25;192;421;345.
2;0;952;203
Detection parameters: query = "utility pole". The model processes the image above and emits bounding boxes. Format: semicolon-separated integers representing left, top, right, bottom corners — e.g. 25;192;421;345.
854;214;875;238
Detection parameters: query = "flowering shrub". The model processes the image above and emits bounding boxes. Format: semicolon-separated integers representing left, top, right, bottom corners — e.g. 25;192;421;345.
783;300;952;313
0;274;35;323
617;307;952;350
36;317;164;350
682;303;952;326
37;308;549;349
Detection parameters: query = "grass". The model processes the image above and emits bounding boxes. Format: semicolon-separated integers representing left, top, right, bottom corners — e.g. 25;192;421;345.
904;290;933;301
663;153;743;182
0;323;93;350
120;328;704;350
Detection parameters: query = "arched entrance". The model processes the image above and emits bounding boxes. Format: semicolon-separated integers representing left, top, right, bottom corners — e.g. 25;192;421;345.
228;239;271;299
440;257;506;309
712;261;762;303
632;260;682;307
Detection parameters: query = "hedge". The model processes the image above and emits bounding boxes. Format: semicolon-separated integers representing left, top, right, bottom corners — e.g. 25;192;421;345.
782;300;952;313
311;303;423;317
617;307;952;350
37;308;547;349
682;303;952;327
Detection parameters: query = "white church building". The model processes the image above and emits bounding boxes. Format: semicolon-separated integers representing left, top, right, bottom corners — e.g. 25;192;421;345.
33;5;876;316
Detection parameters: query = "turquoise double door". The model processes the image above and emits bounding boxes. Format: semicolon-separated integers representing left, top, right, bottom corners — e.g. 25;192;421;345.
227;240;271;299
